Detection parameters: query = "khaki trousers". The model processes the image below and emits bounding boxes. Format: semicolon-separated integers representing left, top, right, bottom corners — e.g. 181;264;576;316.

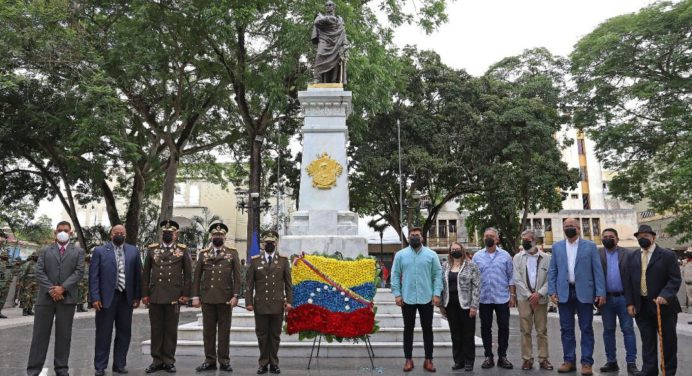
517;300;549;361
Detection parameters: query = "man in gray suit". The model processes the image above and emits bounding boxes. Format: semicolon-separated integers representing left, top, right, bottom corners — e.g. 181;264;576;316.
27;221;85;376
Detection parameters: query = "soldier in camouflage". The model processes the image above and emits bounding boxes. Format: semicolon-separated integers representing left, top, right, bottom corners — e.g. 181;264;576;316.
0;252;15;318
77;253;91;312
19;252;39;316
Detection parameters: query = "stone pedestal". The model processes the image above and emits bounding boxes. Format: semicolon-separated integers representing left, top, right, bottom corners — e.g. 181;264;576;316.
280;85;367;259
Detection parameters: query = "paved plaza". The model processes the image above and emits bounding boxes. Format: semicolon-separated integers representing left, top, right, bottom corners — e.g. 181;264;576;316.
0;307;690;376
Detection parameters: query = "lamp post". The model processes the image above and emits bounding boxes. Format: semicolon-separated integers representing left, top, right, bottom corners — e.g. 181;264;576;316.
236;191;272;253
403;190;422;227
368;219;390;262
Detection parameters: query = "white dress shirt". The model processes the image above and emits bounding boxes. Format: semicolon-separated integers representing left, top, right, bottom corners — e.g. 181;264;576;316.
526;253;539;290
566;238;579;284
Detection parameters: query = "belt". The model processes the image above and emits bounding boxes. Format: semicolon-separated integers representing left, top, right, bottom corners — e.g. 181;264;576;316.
607;292;623;297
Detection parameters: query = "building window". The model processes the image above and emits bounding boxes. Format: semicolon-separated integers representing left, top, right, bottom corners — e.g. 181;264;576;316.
579;166;589;181
592;218;601;236
532;218;543;231
438;220;447;238
544;219;552;231
449;220;457;234
577;138;586;155
173;183;185;207
571;194;579;199
582;218;591;237
582;193;590;210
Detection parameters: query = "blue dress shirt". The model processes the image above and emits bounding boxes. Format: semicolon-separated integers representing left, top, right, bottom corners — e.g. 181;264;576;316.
391;246;443;305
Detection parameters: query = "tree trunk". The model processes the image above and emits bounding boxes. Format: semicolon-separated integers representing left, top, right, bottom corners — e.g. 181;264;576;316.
159;151;180;225
246;134;263;258
100;179;121;226
61;182;87;251
124;167;146;245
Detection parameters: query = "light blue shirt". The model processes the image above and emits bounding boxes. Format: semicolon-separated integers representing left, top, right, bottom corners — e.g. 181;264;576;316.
391;246;443;305
473;247;514;304
605;249;623;293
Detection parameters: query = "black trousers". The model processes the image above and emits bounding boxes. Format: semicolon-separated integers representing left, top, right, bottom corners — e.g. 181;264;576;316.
402;302;434;359
94;290;134;371
479;302;510;358
27;303;76;376
636;299;677;376
447;294;476;366
149;303;180;366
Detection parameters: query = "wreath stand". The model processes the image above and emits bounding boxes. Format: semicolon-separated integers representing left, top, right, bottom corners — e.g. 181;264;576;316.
306;334;376;370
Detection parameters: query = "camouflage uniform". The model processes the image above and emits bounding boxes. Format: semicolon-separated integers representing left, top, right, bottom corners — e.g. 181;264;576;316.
0;253;13;318
19;253;38;316
77;254;91;312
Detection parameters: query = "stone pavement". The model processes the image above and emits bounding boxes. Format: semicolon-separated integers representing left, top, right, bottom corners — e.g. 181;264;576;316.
0;306;690;376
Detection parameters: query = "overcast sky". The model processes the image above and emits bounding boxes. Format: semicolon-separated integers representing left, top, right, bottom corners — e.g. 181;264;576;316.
392;0;658;76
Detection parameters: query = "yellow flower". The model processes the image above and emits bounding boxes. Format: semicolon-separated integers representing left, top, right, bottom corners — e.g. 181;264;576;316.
293;255;376;288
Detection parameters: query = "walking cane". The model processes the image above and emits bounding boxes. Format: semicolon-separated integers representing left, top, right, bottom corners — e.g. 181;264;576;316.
656;301;665;376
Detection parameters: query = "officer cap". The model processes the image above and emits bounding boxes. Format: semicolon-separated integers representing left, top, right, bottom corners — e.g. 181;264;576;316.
261;230;279;242
159;220;179;232
209;222;229;235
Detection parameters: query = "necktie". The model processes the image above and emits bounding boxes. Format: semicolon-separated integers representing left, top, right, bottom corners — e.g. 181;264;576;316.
641;249;649;296
59;246;65;256
116;247;126;292
268;255;273;264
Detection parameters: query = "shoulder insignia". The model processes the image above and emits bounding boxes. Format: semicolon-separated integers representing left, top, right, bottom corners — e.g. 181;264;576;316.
148;243;159;249
251;255;261;260
177;243;188;250
224;246;238;252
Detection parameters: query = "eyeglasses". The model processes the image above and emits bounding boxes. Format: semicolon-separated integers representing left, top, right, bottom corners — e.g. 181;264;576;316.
450;248;462;251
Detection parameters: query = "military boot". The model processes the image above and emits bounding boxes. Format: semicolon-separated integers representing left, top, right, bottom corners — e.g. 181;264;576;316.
0;311;7;319
22;308;28;316
77;304;86;312
28;307;34;315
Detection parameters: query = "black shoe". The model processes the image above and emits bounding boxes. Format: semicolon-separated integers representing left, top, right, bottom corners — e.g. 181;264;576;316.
22;308;28;316
95;371;105;376
164;364;176;373
626;363;639;375
77;304;86;312
0;313;7;319
219;363;233;372
600;362;619;373
257;365;269;374
465;365;474;372
28;309;34;315
112;366;129;374
195;363;217;372
269;365;281;374
482;357;495;369
498;357;514;369
452;363;465;371
145;364;164;373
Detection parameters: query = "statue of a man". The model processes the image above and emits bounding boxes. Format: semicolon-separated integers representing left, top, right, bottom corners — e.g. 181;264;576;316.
312;1;348;84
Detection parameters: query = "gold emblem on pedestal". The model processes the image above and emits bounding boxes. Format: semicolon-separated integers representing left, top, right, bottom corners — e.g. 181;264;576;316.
306;152;343;189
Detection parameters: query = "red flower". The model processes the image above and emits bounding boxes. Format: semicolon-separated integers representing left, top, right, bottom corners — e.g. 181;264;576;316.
287;304;375;338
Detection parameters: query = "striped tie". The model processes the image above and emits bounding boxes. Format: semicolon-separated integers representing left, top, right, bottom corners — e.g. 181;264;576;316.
116;247;126;292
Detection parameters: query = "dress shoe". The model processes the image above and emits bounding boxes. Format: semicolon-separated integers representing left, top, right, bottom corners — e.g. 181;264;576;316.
164;364;176;373
219;363;233;372
464;365;474;372
498;357;513;369
22;308;28;316
257;365;269;374
600;362;619;373
112;366;129;374
626;363;639;375
451;363;464;371
581;363;593;376
403;359;414;372
539;360;554;370
269;364;281;374
0;312;7;319
423;359;436;372
482;356;495;369
145;364;164;373
522;359;533;370
558;362;576;373
28;308;34;315
195;362;217;372
95;371;105;376
77;304;86;312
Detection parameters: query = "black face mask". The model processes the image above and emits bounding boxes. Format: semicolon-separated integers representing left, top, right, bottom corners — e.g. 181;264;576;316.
602;238;616;249
162;232;174;244
409;236;422;248
451;250;463;259
112;235;125;246
212;238;224;247
265;242;276;253
564;228;578;238
522;241;534;251
638;238;652;249
484;238;495;248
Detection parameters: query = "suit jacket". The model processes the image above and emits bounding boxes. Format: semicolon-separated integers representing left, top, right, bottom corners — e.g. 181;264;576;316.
245;251;293;315
35;242;85;305
192;246;241;304
598;246;631;293
548;238;605;304
624;244;682;314
513;249;551;303
89;242;142;309
141;242;192;304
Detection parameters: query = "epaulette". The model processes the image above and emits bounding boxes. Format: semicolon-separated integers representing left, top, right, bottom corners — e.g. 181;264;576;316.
224;246;238;252
177;243;188;250
148;243;159;249
251;255;261;259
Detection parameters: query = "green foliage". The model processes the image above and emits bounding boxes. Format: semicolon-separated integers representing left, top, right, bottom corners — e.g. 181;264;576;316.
570;0;692;241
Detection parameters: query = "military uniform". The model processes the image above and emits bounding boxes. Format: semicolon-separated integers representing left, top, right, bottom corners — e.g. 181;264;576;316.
77;254;90;312
19;253;38;316
193;223;241;372
0;254;14;318
246;231;293;374
142;220;192;372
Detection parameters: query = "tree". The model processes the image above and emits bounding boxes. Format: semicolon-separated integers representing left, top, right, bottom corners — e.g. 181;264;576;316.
570;0;692;241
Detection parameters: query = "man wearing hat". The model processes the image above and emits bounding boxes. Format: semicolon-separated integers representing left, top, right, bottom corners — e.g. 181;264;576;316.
142;220;192;374
246;230;293;375
192;223;241;372
624;225;681;376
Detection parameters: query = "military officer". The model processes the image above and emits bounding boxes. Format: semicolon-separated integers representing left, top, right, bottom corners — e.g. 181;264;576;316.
19;252;38;316
77;253;90;312
0;251;14;318
192;223;241;372
246;231;293;375
142;220;192;374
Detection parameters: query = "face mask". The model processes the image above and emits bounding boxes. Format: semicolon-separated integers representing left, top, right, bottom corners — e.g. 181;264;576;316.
638;238;652;249
56;231;70;243
484;238;495;248
162;232;174;244
409;236;422;248
212;238;224;247
265;242;276;253
564;228;578;238
451;250;463;259
522;241;534;251
112;235;125;246
602;238;616;249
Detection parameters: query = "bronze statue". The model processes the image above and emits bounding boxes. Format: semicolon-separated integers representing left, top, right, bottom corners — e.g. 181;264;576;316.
311;1;348;84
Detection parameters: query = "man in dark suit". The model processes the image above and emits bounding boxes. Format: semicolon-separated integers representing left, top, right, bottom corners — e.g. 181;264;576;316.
192;223;241;372
90;224;142;376
246;231;293;375
142;220;192;374
597;228;638;374
624;225;681;376
27;221;85;376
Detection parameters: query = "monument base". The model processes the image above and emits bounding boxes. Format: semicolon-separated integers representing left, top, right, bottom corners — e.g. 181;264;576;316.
283;209;368;258
281;234;367;259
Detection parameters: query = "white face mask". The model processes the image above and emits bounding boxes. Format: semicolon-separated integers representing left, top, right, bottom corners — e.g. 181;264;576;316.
56;231;70;243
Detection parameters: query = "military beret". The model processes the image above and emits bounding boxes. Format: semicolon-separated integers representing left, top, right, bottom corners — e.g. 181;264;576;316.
261;230;279;242
159;219;179;232
209;222;229;235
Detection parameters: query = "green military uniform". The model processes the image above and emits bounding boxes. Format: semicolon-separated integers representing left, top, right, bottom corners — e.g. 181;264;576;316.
193;223;241;371
142;220;192;372
0;253;14;318
245;231;293;374
19;253;38;316
77;254;90;312
240;259;248;297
